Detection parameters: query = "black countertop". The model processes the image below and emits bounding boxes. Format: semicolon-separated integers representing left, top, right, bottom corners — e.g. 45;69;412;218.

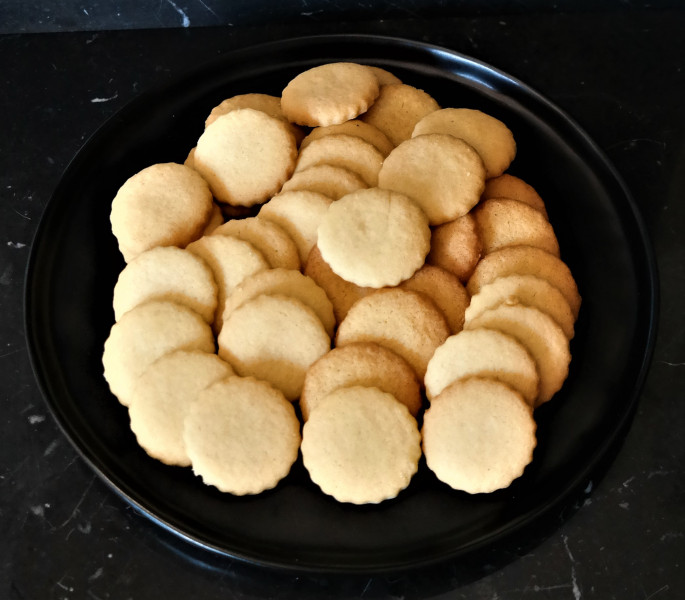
2;6;684;599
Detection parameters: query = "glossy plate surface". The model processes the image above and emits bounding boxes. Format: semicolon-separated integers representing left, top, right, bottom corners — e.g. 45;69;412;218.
25;35;657;573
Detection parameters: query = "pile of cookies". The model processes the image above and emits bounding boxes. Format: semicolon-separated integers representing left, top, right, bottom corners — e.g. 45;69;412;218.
103;61;580;503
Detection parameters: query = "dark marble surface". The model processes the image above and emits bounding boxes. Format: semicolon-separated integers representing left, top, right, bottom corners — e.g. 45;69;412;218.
1;7;684;600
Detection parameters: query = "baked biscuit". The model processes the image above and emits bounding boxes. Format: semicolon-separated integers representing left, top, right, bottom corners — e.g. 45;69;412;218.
112;245;217;324
317;187;431;288
378;133;486;225
424;328;539;405
299;120;394;157
426;213;482;282
110;162;213;262
301;385;421;504
184;376;301;495
368;66;403;86
217;294;331;401
422;377;537;494
128;349;234;466
335;288;450;380
102;300;215;407
482;173;548;218
279;164;368;200
300;342;422;420
194;108;297;206
281;62;380;127
412;108;516;178
202;203;225;235
360;83;440;146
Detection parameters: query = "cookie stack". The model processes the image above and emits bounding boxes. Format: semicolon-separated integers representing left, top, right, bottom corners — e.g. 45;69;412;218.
103;61;580;503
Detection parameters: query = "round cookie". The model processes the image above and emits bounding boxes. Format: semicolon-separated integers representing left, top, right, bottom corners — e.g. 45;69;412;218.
473;198;560;257
222;268;336;337
335;288;450;380
368;66;403;86
110;162;213;262
412;108;517;178
217;294;331;401
279;164;368;200
422;377;537;494
258;190;333;263
466;245;582;319
482;173;548;218
426;213;482;283
424;328;539;405
281;62;380;127
301;385;421;504
194;108;298;207
317;187;431;288
300;342;422;420
201;203;225;235
184;376;301;495
299;120;394;157
112;245;217;324
360;83;440;146
211;216;300;271
464;303;571;406
378;133;486;226
102;300;215;407
128;350;234;466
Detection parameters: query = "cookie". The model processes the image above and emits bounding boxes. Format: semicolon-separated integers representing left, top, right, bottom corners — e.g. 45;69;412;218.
378;133;486;225
464;303;571;406
202;203;225;235
466;245;582;319
112;245;217;324
412;108;516;178
301;385;421;504
335;288;450;380
184;376;301;495
102;300;215;407
426;213;483;282
299;119;394;157
281;62;380;127
473;198;560;256
360;83;440;146
482;173;548;218
279;164;368;200
258;190;333;263
110;162;214;262
300;342;422;421
424;328;539;405
368;66;403;86
194;108;298;207
217;294;331;401
128;349;234;466
422;377;537;494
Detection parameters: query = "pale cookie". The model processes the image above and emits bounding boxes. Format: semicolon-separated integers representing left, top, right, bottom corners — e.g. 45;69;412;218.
482;173;548;218
299;120;394;157
368;66;403;86
258;190;333;263
222;268;336;337
424;328;539;405
110;162;213;262
194;108;297;206
102;300;215;407
464;303;571;406
112;245;217;324
186;234;269;331
128;349;234;467
317;187;431;288
473;198;560;256
427;213;483;282
281;62;380;127
184;376;301;495
335;288;450;380
360;83;440;146
202;203;225;235
466;245;582;319
413;108;517;178
300;342;422;421
399;264;470;334
422;377;537;494
294;134;384;187
465;274;575;339
279;164;368;200
211;216;300;271
301;385;421;504
217;294;331;401
304;245;374;322
184;147;196;169
378;133;486;225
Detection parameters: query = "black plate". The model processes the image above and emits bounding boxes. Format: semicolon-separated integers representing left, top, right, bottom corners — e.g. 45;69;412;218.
25;34;658;573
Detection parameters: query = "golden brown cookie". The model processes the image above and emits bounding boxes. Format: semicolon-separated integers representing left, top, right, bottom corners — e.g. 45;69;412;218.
426;213;483;283
482;173;548;218
368;66;403;86
299;119;394;157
